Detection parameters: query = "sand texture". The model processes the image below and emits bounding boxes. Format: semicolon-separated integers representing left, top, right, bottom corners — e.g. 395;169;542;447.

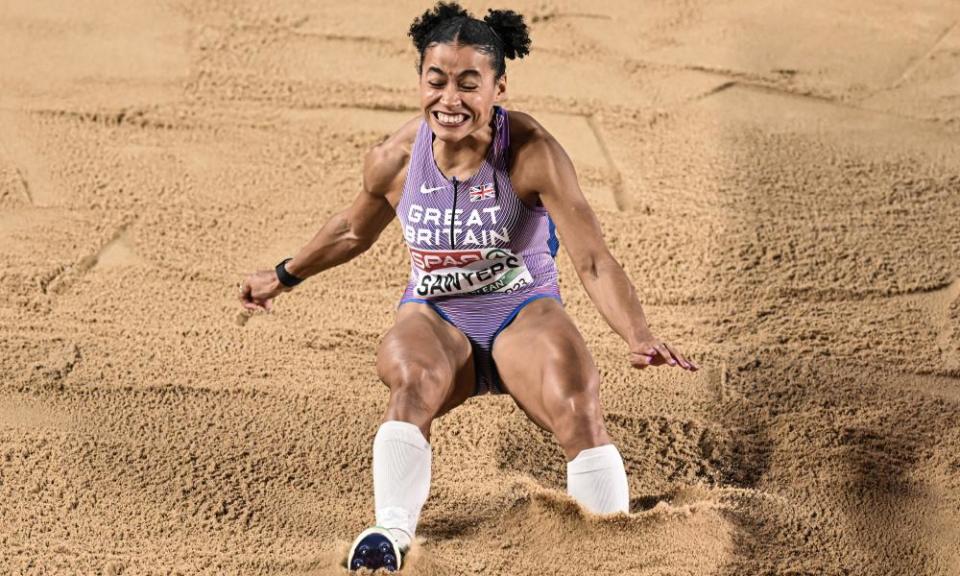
2;1;959;574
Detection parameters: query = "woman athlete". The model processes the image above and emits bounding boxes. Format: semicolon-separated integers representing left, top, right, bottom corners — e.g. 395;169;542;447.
239;2;699;572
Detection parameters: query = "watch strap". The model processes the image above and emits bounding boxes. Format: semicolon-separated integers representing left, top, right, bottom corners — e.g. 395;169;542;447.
275;257;304;287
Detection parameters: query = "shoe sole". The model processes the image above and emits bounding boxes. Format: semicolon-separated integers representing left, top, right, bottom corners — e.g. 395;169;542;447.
347;526;403;572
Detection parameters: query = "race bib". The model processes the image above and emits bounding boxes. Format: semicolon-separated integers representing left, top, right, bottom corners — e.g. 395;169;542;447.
409;247;534;298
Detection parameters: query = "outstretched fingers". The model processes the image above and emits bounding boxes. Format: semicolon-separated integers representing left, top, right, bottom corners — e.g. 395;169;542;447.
629;340;699;371
654;343;677;366
664;342;698;371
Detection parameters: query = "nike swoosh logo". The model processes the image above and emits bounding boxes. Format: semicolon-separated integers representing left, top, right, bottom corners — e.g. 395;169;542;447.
420;183;446;194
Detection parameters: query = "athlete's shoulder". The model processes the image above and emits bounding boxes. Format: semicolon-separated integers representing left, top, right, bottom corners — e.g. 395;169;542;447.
504;109;552;148
363;114;423;196
504;110;568;190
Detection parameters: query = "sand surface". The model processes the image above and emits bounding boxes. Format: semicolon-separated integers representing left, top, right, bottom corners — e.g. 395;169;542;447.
1;1;959;574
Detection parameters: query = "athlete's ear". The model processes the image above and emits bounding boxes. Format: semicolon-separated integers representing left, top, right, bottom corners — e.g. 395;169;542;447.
494;74;507;102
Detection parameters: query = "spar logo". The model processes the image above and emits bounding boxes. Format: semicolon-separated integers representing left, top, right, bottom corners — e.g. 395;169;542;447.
410;247;533;298
410;248;484;272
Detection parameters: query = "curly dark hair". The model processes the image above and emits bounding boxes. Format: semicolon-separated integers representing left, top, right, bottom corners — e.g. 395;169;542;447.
408;1;532;79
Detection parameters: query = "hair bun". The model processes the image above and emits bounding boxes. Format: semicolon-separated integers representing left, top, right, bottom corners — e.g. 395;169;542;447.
408;1;471;53
483;9;531;60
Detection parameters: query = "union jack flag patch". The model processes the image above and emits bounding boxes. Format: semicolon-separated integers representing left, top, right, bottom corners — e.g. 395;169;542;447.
468;182;495;202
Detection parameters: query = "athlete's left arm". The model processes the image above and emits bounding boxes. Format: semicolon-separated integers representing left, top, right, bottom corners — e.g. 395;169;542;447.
517;128;698;371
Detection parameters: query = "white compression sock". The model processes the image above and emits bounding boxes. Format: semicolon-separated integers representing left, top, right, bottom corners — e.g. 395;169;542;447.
373;420;432;549
566;444;630;514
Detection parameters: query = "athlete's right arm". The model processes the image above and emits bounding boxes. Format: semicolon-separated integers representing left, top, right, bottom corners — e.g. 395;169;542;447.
238;135;410;312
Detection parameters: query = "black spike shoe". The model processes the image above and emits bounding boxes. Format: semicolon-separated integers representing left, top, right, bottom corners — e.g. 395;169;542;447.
347;526;406;572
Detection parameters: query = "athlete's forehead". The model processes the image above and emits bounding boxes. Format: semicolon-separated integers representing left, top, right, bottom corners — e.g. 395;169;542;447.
421;42;495;77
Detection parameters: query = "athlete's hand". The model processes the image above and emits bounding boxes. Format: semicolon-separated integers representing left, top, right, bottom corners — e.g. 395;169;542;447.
238;269;290;312
629;332;699;371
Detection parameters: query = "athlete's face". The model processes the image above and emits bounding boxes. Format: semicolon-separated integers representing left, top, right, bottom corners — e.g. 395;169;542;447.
419;42;506;143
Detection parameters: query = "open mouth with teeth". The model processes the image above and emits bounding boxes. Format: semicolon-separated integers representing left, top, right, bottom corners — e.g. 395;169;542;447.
433;111;470;127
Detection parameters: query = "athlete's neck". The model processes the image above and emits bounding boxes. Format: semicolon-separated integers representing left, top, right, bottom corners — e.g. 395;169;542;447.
432;122;494;182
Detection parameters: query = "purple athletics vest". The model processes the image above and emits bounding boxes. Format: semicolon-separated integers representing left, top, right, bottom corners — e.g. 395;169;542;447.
395;106;562;395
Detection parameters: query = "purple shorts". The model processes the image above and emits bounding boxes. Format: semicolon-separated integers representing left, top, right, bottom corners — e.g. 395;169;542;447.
398;288;562;395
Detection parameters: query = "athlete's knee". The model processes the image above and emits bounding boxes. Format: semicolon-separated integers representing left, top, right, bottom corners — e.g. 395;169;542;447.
546;382;604;429
382;361;453;418
553;411;609;458
542;334;601;397
543;371;608;450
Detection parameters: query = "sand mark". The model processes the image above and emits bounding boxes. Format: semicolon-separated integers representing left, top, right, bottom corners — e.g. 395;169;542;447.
585;114;625;211
632;57;954;125
92;229;144;269
890;20;960;90
288;31;395;46
239;7;394;50
634;0;960;94
531;10;613;23
241;32;412;90
859;21;960;124
693;82;960;159
688;72;960;133
13;167;31;204
534;111;622;211
681;62;796;87
713;360;738;404
694;80;738;100
45;222;140;295
926;278;960;369
280;106;413;137
34;107;182;131
0;111;57;206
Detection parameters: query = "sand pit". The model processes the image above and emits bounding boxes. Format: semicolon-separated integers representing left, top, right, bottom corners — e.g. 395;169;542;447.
1;1;958;574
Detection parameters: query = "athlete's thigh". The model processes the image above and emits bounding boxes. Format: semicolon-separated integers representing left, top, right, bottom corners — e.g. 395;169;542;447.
377;302;476;417
491;298;601;431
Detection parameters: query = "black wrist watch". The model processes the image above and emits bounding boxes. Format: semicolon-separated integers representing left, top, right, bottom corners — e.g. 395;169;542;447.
275;257;304;288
